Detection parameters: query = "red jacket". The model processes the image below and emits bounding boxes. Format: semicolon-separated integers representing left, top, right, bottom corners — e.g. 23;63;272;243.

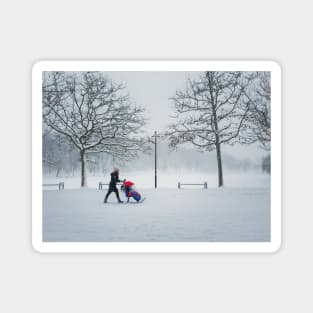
124;180;134;188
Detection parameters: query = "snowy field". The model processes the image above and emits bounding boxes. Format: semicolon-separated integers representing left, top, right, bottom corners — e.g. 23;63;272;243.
43;176;271;242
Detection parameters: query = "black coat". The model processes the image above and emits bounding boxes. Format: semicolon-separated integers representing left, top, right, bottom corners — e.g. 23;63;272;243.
109;171;121;189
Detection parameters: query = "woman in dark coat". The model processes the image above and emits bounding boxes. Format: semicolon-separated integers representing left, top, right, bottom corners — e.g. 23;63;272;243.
104;168;123;203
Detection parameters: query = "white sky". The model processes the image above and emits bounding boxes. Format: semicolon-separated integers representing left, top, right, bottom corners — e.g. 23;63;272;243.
106;71;198;134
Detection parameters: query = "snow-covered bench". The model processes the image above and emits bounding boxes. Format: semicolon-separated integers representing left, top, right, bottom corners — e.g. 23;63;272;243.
178;182;207;189
98;182;122;190
43;182;64;190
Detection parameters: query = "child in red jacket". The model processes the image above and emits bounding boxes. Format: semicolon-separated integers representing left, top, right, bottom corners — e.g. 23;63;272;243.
121;179;142;203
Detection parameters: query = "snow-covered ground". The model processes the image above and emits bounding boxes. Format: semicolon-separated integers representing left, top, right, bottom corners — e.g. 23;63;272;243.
43;184;270;242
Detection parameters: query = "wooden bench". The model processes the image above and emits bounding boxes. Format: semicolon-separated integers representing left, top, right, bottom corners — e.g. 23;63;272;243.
99;182;123;190
178;182;207;189
43;182;64;190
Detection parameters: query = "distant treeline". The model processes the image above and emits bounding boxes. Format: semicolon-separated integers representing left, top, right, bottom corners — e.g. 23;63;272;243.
43;133;269;177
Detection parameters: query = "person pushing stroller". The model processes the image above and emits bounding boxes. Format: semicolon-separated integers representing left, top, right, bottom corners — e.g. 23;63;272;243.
104;168;123;203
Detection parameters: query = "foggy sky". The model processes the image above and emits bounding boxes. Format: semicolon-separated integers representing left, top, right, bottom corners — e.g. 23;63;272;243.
106;71;198;134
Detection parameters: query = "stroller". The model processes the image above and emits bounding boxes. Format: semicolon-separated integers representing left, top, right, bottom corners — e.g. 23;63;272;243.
121;179;143;203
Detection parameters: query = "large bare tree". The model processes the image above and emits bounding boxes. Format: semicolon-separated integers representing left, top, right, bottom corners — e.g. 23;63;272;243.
167;71;250;187
43;71;146;187
240;72;271;150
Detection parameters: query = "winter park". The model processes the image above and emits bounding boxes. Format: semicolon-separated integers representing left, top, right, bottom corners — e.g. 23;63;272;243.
41;69;271;243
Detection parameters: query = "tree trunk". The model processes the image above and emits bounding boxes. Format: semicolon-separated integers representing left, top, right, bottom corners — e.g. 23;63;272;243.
209;81;224;188
80;150;87;187
215;139;224;187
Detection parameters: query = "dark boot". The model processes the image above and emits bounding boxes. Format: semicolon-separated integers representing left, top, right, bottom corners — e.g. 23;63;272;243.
104;193;109;203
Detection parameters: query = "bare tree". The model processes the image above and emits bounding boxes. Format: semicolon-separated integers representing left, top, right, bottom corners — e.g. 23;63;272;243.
240;72;271;151
43;71;146;187
167;71;250;187
43;130;79;177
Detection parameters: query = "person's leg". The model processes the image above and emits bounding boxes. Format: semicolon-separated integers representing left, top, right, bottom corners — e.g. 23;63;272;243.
114;188;123;203
104;189;112;203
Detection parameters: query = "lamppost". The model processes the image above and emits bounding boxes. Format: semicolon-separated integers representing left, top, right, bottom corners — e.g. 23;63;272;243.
151;131;161;188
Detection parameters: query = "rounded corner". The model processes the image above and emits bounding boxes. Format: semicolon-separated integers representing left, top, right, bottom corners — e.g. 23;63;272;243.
32;240;45;254
268;60;282;74
32;60;46;75
269;239;282;254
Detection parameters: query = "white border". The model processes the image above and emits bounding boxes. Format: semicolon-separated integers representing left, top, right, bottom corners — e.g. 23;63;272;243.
32;60;281;253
